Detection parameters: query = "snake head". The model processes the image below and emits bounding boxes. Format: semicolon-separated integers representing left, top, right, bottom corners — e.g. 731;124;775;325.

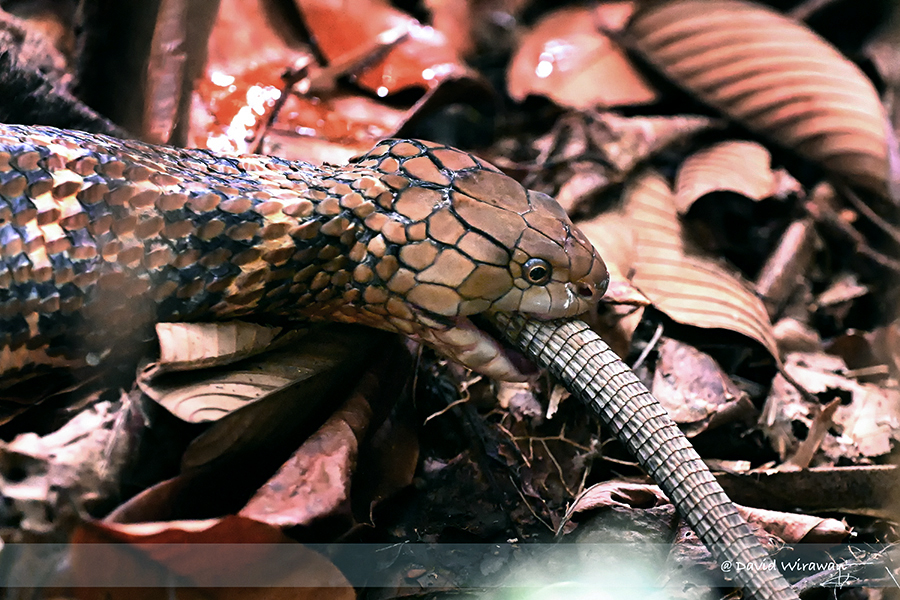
349;140;608;381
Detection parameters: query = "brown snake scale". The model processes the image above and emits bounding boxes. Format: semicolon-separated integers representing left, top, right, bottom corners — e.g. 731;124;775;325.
0;124;797;600
0;124;605;387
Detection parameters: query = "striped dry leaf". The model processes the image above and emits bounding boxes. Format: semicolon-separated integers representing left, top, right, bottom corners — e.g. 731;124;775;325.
581;170;779;358
140;326;377;424
155;321;286;372
674;140;801;212
627;0;890;197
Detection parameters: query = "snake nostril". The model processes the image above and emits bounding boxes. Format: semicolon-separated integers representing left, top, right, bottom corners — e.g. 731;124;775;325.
576;284;595;298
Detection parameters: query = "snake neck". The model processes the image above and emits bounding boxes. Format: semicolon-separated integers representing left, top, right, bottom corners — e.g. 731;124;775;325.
0;125;425;379
0;126;605;386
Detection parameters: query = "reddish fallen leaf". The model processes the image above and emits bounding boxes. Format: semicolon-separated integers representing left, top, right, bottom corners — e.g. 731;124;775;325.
192;0;409;160
67;516;353;598
239;372;376;527
190;0;307;153
294;0;468;95
651;338;756;436
104;473;199;524
507;4;656;109
627;0;890;197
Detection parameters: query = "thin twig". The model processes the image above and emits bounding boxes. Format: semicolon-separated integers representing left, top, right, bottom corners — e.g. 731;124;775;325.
777;363;821;406
805;200;900;273
423;396;469;425
840;185;900;246
540;439;577;497
632;322;664;371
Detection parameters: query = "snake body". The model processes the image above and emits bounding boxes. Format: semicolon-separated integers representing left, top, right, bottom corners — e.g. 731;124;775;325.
0;124;604;387
0;124;796;600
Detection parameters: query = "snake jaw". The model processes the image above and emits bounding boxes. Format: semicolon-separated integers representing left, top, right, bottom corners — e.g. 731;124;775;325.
424;316;538;382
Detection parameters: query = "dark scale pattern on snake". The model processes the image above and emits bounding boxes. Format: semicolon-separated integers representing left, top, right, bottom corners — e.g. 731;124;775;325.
0;124;607;387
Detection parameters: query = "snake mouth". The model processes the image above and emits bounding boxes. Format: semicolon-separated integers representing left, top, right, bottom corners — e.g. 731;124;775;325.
426;314;539;382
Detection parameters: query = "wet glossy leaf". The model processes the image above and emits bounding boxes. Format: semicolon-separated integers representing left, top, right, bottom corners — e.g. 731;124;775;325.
508;5;656;109
294;0;467;95
628;0;890;196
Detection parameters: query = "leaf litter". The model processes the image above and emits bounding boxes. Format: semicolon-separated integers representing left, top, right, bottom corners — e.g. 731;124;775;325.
1;0;898;597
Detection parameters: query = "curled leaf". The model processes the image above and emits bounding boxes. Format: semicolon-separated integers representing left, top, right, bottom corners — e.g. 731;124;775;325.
141;326;375;424
240;372;377;528
675;140;801;212
627;0;890;196
155;322;286;372
581;170;778;358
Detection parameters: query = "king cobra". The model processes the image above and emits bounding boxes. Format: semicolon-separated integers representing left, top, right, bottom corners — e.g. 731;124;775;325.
0;124;797;600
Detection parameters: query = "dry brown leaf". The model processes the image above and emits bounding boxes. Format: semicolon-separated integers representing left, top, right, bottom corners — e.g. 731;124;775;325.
507;4;656;109
568;481;669;516
66;517;353;597
762;352;900;462
736;505;848;544
141;326;368;424
155;322;286;372
674;140;801;212
627;0;890;197
570;481;847;545
574;210;648;356
0;395;141;537
581;170;779;358
651;338;756;436
179;328;387;471
772;318;821;354
718;465;899;519
586;112;716;175
354;413;419;515
239;371;377;528
783;398;840;470
496;381;540;415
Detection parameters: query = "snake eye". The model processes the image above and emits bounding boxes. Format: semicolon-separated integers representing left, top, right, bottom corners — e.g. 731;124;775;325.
523;258;552;285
